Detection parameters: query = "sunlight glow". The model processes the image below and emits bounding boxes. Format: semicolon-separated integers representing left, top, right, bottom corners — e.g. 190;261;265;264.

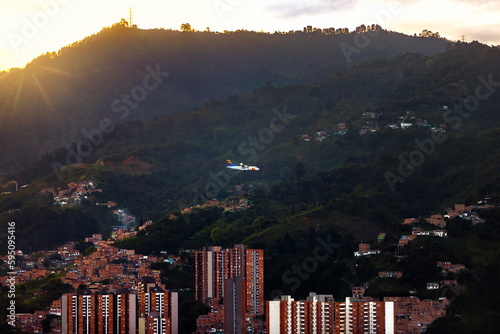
11;72;25;112
30;71;55;112
0;0;499;71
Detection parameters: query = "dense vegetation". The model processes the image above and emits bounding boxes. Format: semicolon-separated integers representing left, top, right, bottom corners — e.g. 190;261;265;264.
2;40;500;251
0;24;450;171
1;25;500;331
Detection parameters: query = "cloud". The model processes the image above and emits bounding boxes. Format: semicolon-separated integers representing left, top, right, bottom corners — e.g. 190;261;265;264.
454;0;500;11
462;24;500;45
457;0;498;4
268;0;357;18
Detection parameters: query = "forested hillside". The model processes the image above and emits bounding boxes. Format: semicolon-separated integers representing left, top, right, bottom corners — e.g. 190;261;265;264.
0;24;450;171
1;25;500;333
1;41;500;253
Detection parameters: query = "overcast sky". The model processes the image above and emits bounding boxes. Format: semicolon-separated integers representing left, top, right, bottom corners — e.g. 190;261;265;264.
1;0;499;71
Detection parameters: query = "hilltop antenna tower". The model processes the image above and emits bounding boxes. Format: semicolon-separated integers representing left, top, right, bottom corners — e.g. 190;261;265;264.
461;35;465;43
129;7;133;28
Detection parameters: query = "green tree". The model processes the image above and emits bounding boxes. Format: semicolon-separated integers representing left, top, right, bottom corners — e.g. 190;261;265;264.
294;162;306;180
213;127;228;144
242;225;255;238
211;227;222;244
308;85;323;98
181;23;192;32
119;18;129;27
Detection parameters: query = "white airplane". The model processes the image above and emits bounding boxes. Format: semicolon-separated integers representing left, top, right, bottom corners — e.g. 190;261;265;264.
226;160;260;171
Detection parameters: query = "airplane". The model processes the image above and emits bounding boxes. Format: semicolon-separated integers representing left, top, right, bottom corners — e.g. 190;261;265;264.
226;160;260;172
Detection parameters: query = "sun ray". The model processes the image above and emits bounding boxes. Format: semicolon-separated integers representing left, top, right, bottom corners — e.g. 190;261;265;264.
11;72;25;113
36;65;74;77
30;71;55;112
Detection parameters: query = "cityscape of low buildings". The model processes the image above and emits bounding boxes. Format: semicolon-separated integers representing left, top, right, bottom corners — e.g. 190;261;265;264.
399;227;448;247
4;196;484;333
437;261;466;275
384;296;449;334
42;180;102;206
403;201;490;229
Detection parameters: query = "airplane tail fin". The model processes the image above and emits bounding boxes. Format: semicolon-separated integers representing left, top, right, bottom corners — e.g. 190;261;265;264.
227;159;233;166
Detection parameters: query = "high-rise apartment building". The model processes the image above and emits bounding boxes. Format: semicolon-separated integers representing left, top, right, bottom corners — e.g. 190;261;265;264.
266;294;395;334
224;276;246;334
245;248;264;316
61;284;178;334
195;246;229;302
138;283;178;334
195;244;264;316
62;292;137;334
334;297;394;334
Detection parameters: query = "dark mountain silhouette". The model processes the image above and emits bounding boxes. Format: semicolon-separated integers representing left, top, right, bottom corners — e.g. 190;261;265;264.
1;35;500;332
0;24;451;171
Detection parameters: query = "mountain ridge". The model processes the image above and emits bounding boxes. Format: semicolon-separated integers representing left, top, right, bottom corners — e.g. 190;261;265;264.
0;24;452;171
2;40;500;253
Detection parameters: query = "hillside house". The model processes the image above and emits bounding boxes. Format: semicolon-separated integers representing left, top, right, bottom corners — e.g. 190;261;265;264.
426;214;446;228
379;271;403;279
403;218;419;225
354;243;381;257
437;261;465;275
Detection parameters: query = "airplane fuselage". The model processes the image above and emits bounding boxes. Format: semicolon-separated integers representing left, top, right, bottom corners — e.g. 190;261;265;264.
226;160;260;171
